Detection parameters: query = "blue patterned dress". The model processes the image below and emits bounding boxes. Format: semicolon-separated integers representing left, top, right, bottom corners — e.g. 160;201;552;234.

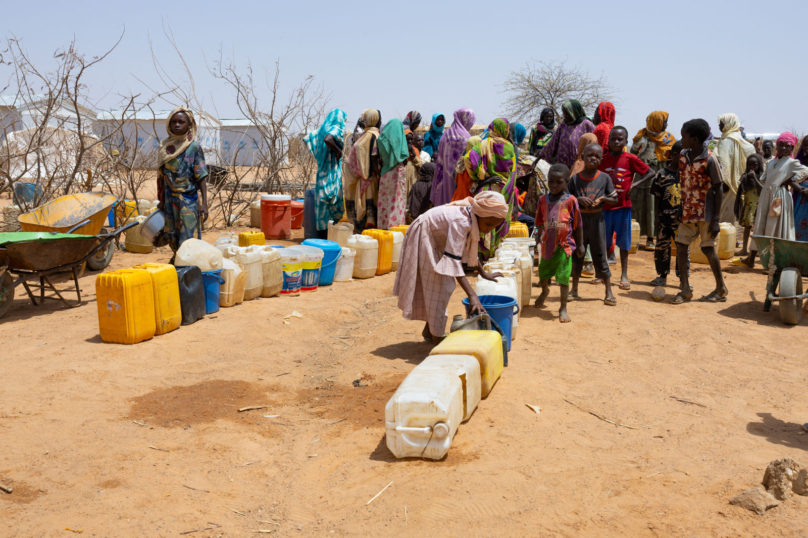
160;141;208;251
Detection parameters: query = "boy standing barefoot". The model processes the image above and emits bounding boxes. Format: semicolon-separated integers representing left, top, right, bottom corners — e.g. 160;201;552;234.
671;119;728;304
568;143;618;305
534;164;584;322
600;127;655;290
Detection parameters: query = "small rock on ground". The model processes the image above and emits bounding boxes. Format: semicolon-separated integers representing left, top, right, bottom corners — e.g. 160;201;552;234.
762;458;805;501
729;488;780;515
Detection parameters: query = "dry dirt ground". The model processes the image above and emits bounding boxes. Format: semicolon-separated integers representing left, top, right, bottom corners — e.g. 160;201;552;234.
2;227;808;537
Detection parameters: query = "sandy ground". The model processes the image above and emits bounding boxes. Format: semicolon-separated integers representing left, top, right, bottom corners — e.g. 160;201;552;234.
2;226;808;537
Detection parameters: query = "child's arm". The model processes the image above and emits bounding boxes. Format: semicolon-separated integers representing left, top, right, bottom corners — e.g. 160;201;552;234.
734;188;743;221
631;168;656;190
574;225;585;258
707;157;724;237
751;171;765;190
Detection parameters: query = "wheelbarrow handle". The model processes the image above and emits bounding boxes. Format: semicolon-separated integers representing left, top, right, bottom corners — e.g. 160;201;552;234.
98;221;139;238
59;219;92;235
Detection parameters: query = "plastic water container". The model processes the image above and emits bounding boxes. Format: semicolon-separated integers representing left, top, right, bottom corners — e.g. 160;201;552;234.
137;199;151;216
234;246;264;300
220;258;246;307
496;248;532;307
279;248;305;295
629;220;641;254
690;222;737;263
200;269;225;314
293;245;324;291
327;220;354;247
175;239;224;272
214;232;238;255
505;221;528;238
430;330;504;398
347;234;378;279
461;296;518;352
239;231;265;247
391;231;404;271
415;355;482;421
475;270;519;340
385;368;464;460
261;194;292;240
250;200;261;228
260;247;283;297
362;229;393;275
132;263;182;336
503;237;537;262
334;247;356;282
390;224;409;236
96;269;156;344
302;239;341;286
292;199;305;230
116;200;138;225
125;215;154;254
484;261;522;322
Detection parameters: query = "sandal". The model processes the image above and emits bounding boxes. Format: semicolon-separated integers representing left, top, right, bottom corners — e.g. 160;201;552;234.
604;297;617;306
670;292;692;305
698;291;728;303
618;281;631;290
730;257;753;268
651;277;667;286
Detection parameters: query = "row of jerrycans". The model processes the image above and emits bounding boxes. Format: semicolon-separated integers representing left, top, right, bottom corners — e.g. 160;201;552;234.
386;322;504;460
214;233;282;305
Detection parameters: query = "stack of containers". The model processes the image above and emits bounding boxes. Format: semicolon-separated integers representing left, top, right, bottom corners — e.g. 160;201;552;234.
346;234;378;279
485;261;522;319
496;245;532;307
362;229;393;275
391;231;404;271
502;237;537;266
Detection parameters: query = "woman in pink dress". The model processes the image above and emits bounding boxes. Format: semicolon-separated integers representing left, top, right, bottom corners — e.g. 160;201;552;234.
393;191;509;343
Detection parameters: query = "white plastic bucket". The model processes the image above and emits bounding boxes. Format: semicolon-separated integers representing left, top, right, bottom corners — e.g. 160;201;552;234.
279;248;304;296
334;247;356;282
293;245;324;292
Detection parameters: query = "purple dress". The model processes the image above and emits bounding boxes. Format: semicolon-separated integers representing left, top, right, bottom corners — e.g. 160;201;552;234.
540;119;595;168
430;108;476;207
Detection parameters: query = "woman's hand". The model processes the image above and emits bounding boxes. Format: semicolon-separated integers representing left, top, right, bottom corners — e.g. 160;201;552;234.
199;204;209;223
468;293;486;316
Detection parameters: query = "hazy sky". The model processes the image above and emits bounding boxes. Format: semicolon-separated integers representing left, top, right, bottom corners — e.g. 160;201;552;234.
3;0;805;137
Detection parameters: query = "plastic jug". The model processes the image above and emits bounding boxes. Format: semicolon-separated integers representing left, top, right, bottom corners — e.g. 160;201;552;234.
174;266;207;325
220;258;246;307
175;239;223;272
484;261;522;324
132;263;182;335
294;245;325;292
125;215;154;254
717;222;736;259
496;249;532;307
505;221;528;238
250;200;261;228
115;200;138;225
385;368;464;460
239;231;265;247
450;313;509;367
334;247;356;282
96;268;156;344
234;245;264;301
292;199;305;230
415;355;481;421
137;199;152;216
214;232;238;255
390;224;409;236
391;231;404;272
327;220;354;247
475;269;519;339
346;234;378;279
629;220;641;254
430;330;504;398
362;229;393;275
260;247;283;297
503;237;537;262
279;248;305;295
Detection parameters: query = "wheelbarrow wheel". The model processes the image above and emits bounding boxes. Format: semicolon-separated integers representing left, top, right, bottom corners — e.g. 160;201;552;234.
0;272;14;319
779;268;803;325
86;227;114;271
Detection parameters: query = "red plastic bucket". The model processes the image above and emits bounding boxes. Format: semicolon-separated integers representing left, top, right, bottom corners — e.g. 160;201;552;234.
291;200;304;230
261;194;292;240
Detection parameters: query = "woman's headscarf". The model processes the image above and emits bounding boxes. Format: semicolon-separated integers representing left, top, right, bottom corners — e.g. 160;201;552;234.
377;118;409;177
795;136;808;165
593;102;615;151
304;108;347;170
431;107;476;207
569;133;599;177
778;131;799;148
468;118;515;181
715;113;756;194
159;105;197;167
403;111;422;130
423;112;445;157
455;136;482;174
633;111;676;162
448;191;509;266
561;100;587;126
528;107;556;156
304;108;347;230
512;123;527;146
352;109;381;179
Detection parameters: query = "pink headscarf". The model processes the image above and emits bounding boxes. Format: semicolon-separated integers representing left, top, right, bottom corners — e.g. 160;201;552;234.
448;191;508;266
777;132;799;147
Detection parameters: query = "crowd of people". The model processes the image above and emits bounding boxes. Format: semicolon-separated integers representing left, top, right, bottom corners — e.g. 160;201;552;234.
305;104;808;338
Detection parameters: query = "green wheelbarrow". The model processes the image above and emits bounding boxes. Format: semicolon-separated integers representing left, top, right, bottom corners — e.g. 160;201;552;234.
752;235;808;325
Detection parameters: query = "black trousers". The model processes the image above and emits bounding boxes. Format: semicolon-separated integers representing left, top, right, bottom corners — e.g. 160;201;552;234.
572;212;611;279
655;221;689;278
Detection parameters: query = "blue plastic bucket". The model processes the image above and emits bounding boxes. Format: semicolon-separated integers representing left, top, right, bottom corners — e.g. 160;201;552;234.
13;182;43;205
302;239;341;286
461;295;519;351
303;189;328;240
107;205;116;227
200;269;225;314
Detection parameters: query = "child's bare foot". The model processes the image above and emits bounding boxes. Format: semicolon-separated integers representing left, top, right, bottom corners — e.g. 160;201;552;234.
535;288;550;308
559;306;571;323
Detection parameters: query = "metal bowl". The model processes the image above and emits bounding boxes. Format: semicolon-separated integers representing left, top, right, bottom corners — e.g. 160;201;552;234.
140;209;166;244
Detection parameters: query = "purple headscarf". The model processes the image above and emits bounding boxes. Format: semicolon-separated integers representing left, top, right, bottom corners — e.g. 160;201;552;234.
431;108;476;206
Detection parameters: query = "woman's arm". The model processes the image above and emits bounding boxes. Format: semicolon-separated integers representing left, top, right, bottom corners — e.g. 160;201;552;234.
198;178;208;223
456;274;485;315
324;134;343;157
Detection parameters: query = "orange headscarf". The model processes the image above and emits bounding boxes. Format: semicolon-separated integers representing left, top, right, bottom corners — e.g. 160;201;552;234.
633;111;676;162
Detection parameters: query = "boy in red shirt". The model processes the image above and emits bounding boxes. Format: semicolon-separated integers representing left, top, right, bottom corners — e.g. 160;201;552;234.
599;127;655;290
671;119;727;304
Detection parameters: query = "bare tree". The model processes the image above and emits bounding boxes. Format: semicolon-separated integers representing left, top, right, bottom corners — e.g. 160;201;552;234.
501;60;617;126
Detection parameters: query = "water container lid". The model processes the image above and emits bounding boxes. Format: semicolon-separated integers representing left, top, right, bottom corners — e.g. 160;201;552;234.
261;194;291;201
294;245;324;260
302;238;341;252
341;247;356;257
279;247;305;260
